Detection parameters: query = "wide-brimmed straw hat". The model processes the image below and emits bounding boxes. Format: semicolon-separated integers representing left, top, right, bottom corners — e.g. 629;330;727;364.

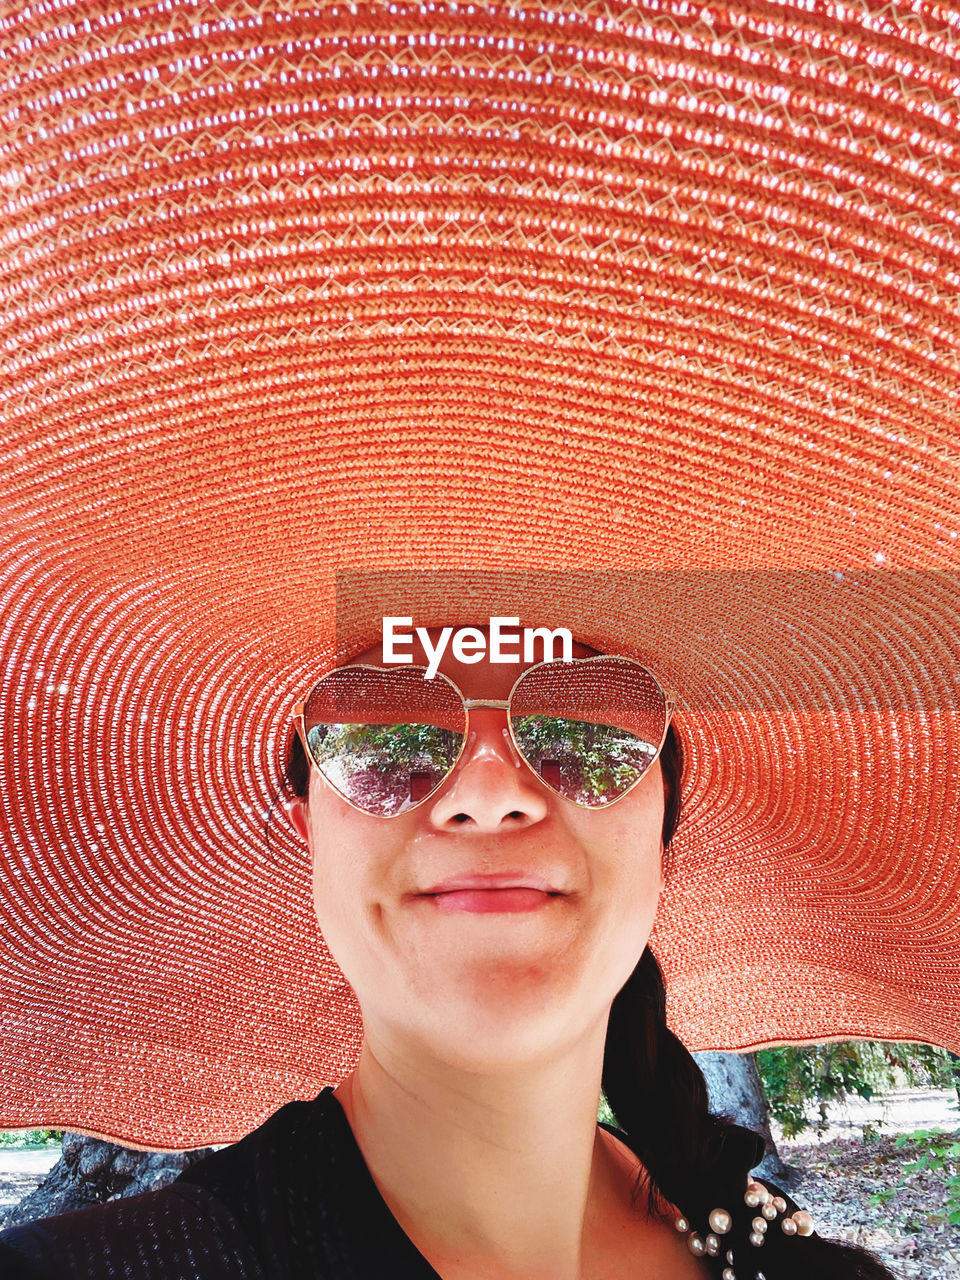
2;0;959;1151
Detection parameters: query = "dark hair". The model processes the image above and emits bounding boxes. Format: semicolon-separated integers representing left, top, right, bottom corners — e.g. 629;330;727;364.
284;725;895;1278
285;723;311;800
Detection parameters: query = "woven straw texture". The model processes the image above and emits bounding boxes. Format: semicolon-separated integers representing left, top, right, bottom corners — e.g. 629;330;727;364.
2;0;959;1148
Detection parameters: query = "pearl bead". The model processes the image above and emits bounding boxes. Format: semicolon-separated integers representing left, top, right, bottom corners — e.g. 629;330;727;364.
706;1234;720;1256
781;1216;798;1235
744;1189;761;1207
709;1208;733;1234
762;1201;778;1220
752;1216;768;1234
688;1232;706;1256
722;1269;736;1280
772;1196;787;1213
749;1230;765;1247
793;1210;815;1237
726;1250;735;1263
674;1216;689;1233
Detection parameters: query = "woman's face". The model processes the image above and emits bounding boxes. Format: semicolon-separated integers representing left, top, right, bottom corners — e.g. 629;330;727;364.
289;628;666;1073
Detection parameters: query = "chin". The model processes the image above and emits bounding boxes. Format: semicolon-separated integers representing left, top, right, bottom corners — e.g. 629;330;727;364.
406;971;606;1073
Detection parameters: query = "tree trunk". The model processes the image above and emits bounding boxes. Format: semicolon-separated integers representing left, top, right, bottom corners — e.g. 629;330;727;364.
0;1133;217;1230
694;1050;798;1188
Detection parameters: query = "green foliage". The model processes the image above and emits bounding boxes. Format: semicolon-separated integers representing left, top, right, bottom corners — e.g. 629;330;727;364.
512;715;654;802
310;721;458;771
756;1044;875;1138
755;1041;960;1139
0;1128;63;1147
868;1129;960;1230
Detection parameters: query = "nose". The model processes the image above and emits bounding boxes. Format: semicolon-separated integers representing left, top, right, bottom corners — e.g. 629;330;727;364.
427;708;550;831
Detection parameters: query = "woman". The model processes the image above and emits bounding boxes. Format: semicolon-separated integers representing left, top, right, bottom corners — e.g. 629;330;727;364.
0;626;896;1278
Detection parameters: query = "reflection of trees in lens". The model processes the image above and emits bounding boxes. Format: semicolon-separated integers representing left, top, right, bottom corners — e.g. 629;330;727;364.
512;716;656;804
307;722;462;816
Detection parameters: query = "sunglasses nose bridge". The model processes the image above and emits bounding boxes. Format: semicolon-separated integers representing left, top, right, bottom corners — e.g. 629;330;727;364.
458;703;526;771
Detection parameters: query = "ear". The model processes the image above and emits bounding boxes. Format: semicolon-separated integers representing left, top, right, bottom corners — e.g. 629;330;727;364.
284;796;310;842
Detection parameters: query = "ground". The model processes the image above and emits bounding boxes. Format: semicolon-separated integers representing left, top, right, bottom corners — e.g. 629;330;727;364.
775;1088;960;1280
782;1131;960;1279
0;1149;61;1223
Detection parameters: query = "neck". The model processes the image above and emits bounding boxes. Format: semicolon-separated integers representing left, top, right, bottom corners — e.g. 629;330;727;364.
333;1023;643;1280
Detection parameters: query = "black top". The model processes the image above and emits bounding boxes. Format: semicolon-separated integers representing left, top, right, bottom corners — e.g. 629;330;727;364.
0;1087;447;1279
0;1088;761;1279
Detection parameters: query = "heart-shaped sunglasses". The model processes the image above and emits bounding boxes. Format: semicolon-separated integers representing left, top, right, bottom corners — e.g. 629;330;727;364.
292;656;677;818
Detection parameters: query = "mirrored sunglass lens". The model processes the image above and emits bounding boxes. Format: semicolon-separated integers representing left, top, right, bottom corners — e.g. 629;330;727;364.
303;668;465;816
510;659;667;807
509;716;660;806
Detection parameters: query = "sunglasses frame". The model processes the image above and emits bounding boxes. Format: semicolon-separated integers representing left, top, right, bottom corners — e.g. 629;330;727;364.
292;654;677;818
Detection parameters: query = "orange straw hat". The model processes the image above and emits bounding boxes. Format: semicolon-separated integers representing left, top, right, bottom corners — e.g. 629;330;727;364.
2;0;959;1151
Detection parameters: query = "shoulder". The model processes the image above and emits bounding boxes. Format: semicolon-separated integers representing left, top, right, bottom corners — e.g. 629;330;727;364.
597;1121;817;1268
0;1182;265;1280
0;1090;432;1280
0;1092;340;1280
173;1088;344;1222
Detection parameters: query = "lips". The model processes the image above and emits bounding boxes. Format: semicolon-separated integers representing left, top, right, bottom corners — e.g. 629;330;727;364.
414;873;566;914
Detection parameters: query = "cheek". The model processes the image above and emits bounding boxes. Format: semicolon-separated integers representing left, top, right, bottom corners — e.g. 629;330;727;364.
560;799;664;1018
304;781;410;980
306;786;369;949
591;786;665;932
600;782;664;876
610;827;663;932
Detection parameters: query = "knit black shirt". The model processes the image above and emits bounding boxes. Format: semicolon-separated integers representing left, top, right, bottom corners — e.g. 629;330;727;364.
1;1088;781;1280
0;1087;445;1279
